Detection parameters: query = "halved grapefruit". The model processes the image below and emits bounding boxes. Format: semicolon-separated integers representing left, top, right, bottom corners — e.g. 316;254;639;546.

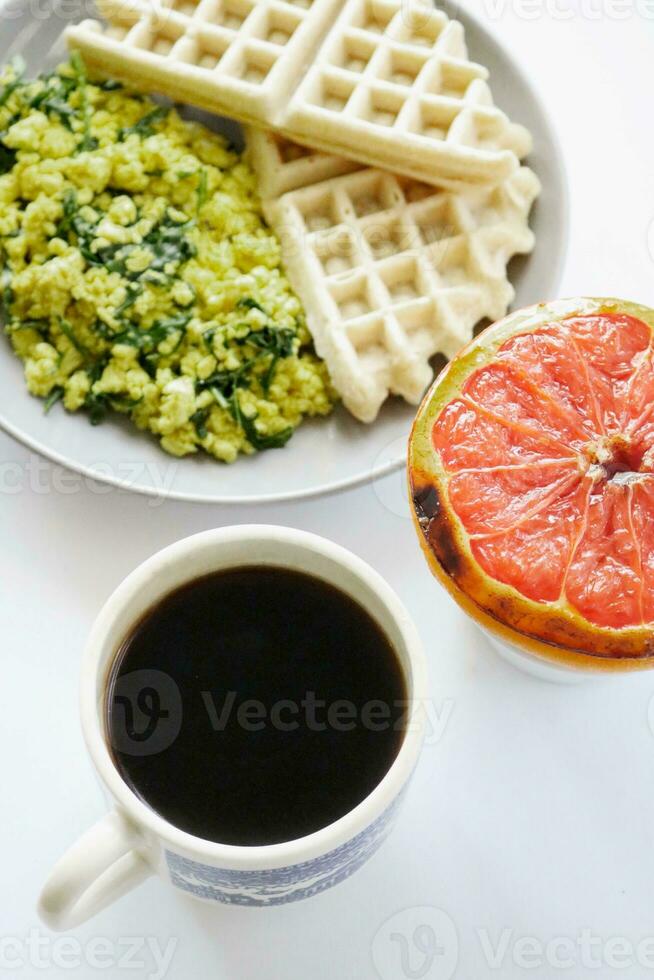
409;297;654;672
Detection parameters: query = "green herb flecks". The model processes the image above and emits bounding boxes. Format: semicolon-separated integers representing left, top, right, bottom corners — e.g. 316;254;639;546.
0;56;25;108
238;324;296;394
1;266;13;312
114;313;191;375
232;391;293;450
57;189;127;271
42;97;75;130
43;385;64;415
0;142;16;174
0;58;24;175
56;190;99;267
10;318;49;338
83;357;110;426
56;188;80;237
196;321;297;449
141;214;196;276
197;169;208;215
202;327;216;354
70;52;98;153
12;318;49;330
88;319;114;341
118;106;169;142
84;390;109;426
27;68;75;111
0;59;328;458
114;283;143;318
25;61;94;142
58;317;91;358
56;320;114;425
236;297;266;314
57;191;196;284
191;407;210;440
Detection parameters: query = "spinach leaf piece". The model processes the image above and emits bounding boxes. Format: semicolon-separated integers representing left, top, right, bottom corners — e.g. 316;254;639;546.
113;313;191;363
1;267;13;312
83;357;110;425
231;391;293;451
191;408;210;440
58;193;196;282
196;328;296;450
141;213;196;274
43;386;64;415
114;283;143;318
11;318;49;337
84;390;109;426
236;297;266;314
0;142;16;174
56;190;101;266
0;56;25;108
238;325;296;393
42;97;75;130
118;106;169;142
197;169;208;215
70;52;99;152
59;317;91;358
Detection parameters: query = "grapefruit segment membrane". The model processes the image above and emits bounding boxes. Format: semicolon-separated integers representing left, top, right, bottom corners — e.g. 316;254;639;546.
632;481;654;622
565;314;650;433
564;483;642;630
409;299;654;666
447;460;582;537
462;361;592;448
496;325;602;431
624;345;654;442
432;398;576;470
470;475;593;605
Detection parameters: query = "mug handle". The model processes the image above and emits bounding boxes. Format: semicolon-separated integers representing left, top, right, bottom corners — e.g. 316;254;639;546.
38;810;152;930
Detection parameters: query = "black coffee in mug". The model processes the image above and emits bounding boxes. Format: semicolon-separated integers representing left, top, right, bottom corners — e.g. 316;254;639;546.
106;566;408;846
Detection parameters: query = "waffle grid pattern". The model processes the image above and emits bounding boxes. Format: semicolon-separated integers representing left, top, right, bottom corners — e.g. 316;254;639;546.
68;0;344;122
283;0;531;185
265;166;540;421
66;0;531;186
245;127;360;198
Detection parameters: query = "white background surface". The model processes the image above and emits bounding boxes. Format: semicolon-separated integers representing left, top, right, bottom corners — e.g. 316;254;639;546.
3;2;654;978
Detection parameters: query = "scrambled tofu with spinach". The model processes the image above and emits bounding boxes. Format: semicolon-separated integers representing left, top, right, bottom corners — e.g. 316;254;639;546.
0;56;335;462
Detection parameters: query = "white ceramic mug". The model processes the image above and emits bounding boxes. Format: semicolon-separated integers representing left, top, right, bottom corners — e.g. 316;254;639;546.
39;525;428;930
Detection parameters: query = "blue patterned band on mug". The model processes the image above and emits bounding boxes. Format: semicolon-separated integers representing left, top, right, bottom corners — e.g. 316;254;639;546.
165;792;404;907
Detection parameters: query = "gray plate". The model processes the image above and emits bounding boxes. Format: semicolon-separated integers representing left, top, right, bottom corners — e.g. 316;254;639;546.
0;1;568;504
